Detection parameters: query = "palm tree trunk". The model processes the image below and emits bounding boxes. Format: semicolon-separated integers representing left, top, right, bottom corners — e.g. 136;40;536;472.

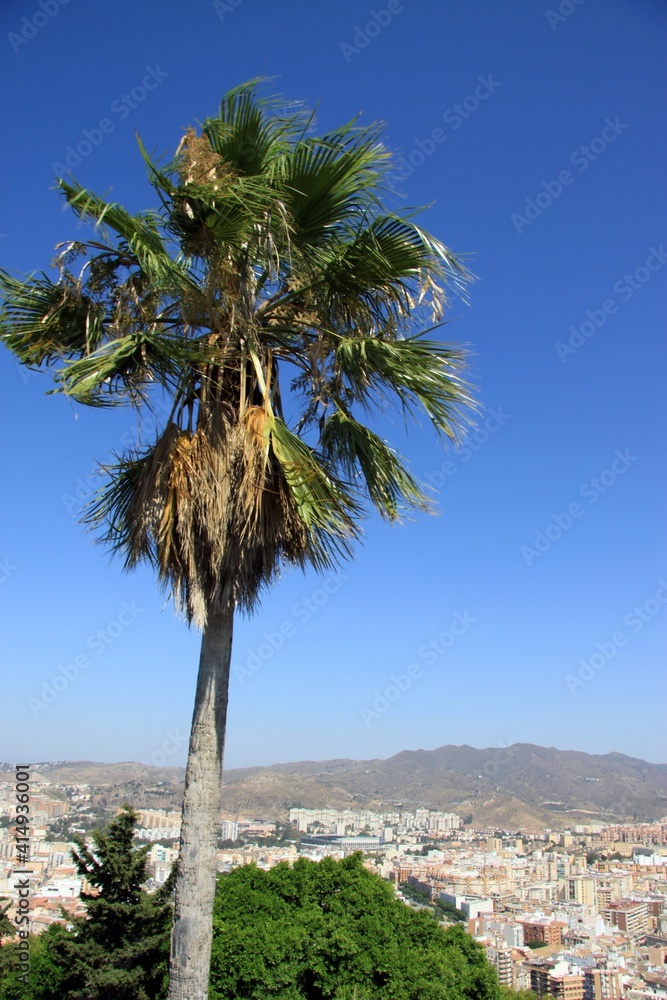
168;603;234;1000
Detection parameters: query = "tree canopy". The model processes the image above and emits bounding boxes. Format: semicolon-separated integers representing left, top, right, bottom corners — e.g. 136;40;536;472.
0;808;173;1000
210;853;511;1000
0;901;14;942
1;80;474;629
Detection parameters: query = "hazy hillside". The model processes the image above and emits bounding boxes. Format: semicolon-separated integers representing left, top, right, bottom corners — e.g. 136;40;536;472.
216;743;667;826
7;743;665;827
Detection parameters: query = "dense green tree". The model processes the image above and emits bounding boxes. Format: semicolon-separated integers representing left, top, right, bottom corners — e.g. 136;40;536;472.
398;881;466;922
435;899;467;923
0;808;174;1000
0;900;29;1000
0;935;42;1000
210;853;511;999
0;901;14;942
1;81;473;997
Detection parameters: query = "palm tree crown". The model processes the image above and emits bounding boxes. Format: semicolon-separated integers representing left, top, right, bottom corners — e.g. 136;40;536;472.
1;80;474;626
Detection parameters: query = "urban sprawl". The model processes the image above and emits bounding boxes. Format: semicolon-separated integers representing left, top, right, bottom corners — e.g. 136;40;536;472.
1;780;666;999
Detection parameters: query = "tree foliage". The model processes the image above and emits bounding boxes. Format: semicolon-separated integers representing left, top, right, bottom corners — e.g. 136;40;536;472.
0;901;14;942
436;899;467;924
210;853;510;999
0;808;173;1000
1;80;474;630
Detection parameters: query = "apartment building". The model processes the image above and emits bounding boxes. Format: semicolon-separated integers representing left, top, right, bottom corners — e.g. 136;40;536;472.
550;972;585;1000
582;967;623;1000
220;820;239;840
288;807;460;834
520;918;567;946
601;900;649;941
135;809;181;829
562;876;596;907
528;960;584;1000
485;944;514;987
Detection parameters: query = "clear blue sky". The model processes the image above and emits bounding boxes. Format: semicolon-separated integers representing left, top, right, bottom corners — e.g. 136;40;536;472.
1;0;665;770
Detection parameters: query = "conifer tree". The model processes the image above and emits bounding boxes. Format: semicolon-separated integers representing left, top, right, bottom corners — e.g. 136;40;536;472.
27;807;173;1000
0;901;14;942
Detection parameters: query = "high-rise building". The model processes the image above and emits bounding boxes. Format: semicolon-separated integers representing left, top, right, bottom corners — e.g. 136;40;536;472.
601;900;649;941
563;876;596;906
520;919;566;946
528;961;584;1000
485;945;513;987
583;968;623;1000
220;820;238;841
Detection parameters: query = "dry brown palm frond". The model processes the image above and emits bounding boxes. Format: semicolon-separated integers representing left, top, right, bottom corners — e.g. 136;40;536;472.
178;128;236;189
109;400;321;626
121;422;183;564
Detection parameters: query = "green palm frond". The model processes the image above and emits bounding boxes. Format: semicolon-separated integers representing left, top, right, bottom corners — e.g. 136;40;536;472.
313;215;470;327
53;330;207;406
169;171;284;259
0;269;106;364
3;80;476;623
135;133;178;203
333;333;475;440
285;119;389;247
321;410;429;518
267;414;361;537
58;179;194;292
204;79;306;177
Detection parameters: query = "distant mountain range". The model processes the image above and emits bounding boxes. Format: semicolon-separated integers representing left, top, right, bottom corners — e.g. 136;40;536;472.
9;743;667;828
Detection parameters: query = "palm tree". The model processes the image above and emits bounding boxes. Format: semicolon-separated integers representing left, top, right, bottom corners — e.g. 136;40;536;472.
1;81;474;999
